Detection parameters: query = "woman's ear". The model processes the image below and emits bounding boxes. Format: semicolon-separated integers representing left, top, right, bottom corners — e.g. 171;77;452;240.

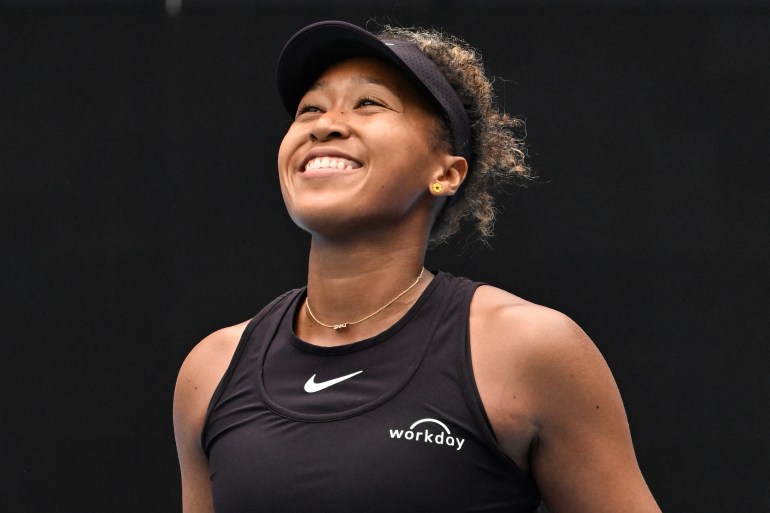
429;155;468;196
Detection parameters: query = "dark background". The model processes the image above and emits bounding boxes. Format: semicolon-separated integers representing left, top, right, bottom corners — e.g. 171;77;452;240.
2;1;768;512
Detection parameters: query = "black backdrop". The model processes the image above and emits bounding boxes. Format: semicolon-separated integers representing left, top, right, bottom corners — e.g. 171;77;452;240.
2;1;768;512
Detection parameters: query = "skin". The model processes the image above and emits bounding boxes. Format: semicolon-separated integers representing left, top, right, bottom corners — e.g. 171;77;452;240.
174;57;661;513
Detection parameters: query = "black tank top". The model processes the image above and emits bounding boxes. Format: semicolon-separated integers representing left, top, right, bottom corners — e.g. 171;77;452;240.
202;272;541;512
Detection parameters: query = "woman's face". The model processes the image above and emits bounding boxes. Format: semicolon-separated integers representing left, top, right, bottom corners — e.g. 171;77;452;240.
277;57;452;240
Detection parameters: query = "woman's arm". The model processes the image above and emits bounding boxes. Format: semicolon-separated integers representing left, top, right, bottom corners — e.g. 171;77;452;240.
471;287;661;513
528;313;659;513
173;323;246;513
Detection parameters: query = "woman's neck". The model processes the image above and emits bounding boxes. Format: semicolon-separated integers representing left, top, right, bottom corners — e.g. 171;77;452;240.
298;233;431;345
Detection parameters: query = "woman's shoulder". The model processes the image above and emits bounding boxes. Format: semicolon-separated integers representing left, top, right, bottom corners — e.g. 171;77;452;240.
183;322;249;372
173;321;250;427
469;284;605;391
179;287;302;379
471;284;587;349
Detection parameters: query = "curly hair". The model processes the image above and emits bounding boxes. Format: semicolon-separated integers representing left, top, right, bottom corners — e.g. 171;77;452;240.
377;26;531;245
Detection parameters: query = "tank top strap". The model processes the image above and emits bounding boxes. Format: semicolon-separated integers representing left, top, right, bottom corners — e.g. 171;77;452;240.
201;288;301;452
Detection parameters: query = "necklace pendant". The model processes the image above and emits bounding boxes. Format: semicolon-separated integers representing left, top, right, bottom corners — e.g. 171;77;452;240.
333;323;348;330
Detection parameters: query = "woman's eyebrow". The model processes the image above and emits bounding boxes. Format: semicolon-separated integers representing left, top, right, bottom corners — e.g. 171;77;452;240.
351;75;387;87
307;80;327;93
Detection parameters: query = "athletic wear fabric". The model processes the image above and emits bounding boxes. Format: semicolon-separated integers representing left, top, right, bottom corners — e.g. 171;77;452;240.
202;272;541;512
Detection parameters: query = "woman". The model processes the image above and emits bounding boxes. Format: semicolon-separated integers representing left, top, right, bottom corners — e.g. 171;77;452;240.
174;20;661;513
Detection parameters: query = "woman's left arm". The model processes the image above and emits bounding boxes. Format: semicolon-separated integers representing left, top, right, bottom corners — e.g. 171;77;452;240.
526;312;661;513
471;288;661;513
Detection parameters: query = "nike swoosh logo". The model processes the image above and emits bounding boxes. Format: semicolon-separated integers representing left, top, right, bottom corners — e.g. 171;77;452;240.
304;370;363;393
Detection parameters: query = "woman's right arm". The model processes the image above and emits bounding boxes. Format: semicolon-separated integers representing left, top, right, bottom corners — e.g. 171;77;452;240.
173;323;247;513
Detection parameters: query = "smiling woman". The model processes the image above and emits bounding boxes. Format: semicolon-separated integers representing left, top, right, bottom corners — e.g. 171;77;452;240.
172;20;662;513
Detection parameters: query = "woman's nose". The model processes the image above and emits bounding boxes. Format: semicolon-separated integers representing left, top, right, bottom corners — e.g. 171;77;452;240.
310;111;350;141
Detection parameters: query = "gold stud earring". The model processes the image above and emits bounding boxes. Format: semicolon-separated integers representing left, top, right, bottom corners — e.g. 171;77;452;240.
431;182;443;193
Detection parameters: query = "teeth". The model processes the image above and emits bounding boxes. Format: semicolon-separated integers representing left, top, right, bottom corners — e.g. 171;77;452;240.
304;156;360;171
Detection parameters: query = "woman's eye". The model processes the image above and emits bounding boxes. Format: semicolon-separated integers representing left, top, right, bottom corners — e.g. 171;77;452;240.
296;104;321;116
356;97;383;108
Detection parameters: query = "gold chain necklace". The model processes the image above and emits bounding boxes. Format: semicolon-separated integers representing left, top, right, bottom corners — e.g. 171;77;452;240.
305;268;426;330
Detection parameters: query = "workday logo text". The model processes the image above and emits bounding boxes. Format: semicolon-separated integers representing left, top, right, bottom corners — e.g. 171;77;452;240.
389;418;466;451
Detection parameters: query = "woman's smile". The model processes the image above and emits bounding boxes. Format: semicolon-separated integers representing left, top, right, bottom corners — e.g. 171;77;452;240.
300;150;364;177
